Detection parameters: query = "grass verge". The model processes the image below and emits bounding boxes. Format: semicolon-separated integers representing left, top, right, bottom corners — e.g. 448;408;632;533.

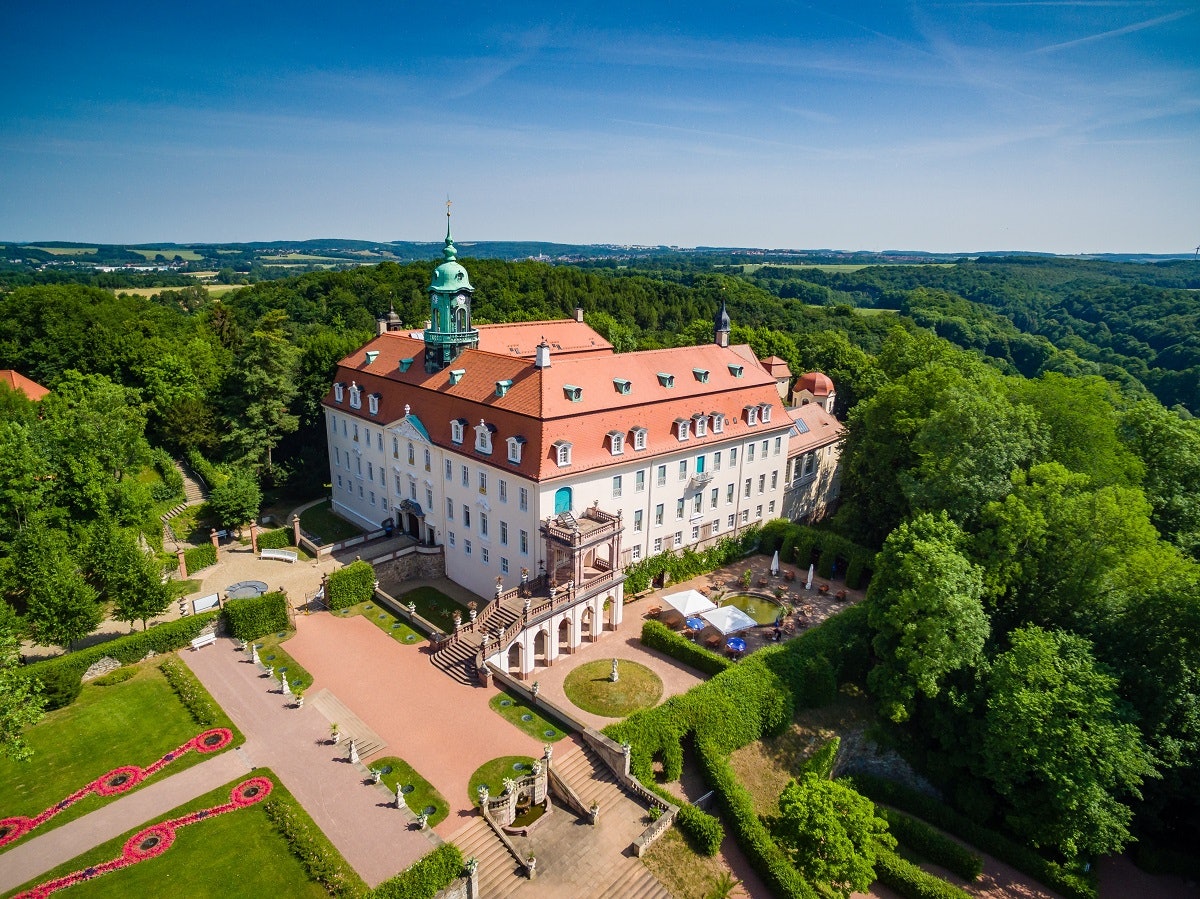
299;501;363;544
394;586;473;635
467;756;537;807
249;630;313;694
563;659;664;718
488;690;570;742
367;756;450;828
332;599;424;646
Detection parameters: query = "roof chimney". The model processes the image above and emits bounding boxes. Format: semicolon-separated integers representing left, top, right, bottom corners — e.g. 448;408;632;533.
376;316;387;336
574;307;584;323
535;339;551;369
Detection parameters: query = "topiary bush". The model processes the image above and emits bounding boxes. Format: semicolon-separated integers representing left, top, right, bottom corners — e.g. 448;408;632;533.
327;559;375;610
640;620;731;676
224;592;289;641
184;542;217;574
369;843;464;899
40;664;84;710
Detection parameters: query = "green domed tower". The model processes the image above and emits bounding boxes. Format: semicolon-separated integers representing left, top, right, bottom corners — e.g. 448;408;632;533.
424;205;478;373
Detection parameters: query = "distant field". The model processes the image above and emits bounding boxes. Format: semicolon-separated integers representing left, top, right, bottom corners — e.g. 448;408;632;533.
269;253;348;262
130;248;204;261
115;284;241;297
741;262;956;273
25;245;97;256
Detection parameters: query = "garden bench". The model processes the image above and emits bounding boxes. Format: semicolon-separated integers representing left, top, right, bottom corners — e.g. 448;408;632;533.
190;632;217;650
192;593;220;614
260;548;298;563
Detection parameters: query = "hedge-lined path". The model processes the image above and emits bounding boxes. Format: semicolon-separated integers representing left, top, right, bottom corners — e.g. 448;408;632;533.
182;636;438;887
0;746;252;895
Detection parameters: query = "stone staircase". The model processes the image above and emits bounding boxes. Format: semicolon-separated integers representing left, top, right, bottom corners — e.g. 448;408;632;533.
161;459;210;548
307;689;387;760
430;600;523;685
451;817;527;899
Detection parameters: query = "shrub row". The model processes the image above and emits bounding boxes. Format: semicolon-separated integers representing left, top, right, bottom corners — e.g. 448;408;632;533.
875;806;983;882
185;449;228;490
159;656;219;727
676;803;724;856
369;843;464;899
758;521;876;590
874;847;973;899
257;526;293;549
150;449;186;504
26;612;221;709
845;773;1095;899
623;526;760;595
262;794;364;898
640;620;732;676
327;560;375;610
223;592;290;641
184;542;217;574
91;667;137;686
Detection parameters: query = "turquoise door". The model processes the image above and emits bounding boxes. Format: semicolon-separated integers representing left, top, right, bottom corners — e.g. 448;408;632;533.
554;487;572;514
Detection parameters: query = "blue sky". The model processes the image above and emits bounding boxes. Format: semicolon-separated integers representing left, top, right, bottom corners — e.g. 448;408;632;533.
1;1;1197;253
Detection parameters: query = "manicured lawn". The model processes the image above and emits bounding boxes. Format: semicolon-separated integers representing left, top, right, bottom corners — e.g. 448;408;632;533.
468;756;537;806
395;585;473;635
0;661;241;849
333;599;425;646
167;579;202;601
368;756;450;827
298;501;362;544
7;771;354;899
248;631;313;694
488;689;570;742
563;659;664;718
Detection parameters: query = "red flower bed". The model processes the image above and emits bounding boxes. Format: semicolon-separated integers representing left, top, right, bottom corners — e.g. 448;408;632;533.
0;728;234;849
14;777;272;898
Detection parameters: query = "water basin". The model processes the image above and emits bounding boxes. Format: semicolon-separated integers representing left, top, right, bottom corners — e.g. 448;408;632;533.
721;593;783;625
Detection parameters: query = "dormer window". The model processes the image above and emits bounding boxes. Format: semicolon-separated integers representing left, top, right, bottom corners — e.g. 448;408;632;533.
608;430;625;455
364;350;379;365
760;404;772;423
368;393;380;416
451;418;466;444
728;364;744;378
744;405;758;426
693;413;708;437
613;378;632;395
657;373;675;388
495;379;513;397
348;382;362;409
675;418;691;441
449;369;465;386
563;385;582;402
399;358;414;373
553;440;573;467
507;435;526;464
712;413;725;434
475;420;496;454
693;368;710;383
632;427;648;450
333;382;345;403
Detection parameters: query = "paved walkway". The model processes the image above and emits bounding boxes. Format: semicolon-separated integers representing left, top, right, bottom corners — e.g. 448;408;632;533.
0;748;252;895
182;637;438;886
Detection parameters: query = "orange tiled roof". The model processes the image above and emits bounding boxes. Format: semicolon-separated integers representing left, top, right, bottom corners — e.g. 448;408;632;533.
786;404;843;455
0;370;49;401
797;371;834;396
762;356;792;378
475;320;612;358
324;331;790;481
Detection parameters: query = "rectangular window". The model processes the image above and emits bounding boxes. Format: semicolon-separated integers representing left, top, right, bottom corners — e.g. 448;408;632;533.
480;512;489;537
730;447;738;465
395;473;402;493
676;498;685;520
337;474;343;488
446;499;454;521
747;443;756;462
382;497;388;510
632;545;642;561
519;530;529;554
501;557;510;574
462;505;470;527
392;437;398;458
762;439;769;458
712;517;720;534
756;504;763;518
499;479;508;502
448;531;456;547
693;494;702;513
713;451;721;470
728;514;735;528
655;504;664;526
519;487;529;511
635;469;645;492
633;510;643;532
710;487;719;509
367;461;373;480
656;464;667;487
771;471;778;489
612;475;622;498
654;538;663;553
769;500;776;514
741;510;749;523
426;488;433;509
407;443;415;465
758;474;766;494
410;482;417;501
481;547;489;564
774;436;782;455
425;448;431;470
479;472;487;494
726;484;735;504
744;478;752;498
501;521;509;545
674;531;683;547
678;460;688;480
692;525;700;540
445;459;452;480
465;539;472;555
461;465;468;487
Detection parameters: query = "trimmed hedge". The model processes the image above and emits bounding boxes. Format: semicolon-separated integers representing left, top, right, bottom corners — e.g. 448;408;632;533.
27;612;221;708
327;559;375;610
159;656;219;727
91;667;137;686
186;449;228;490
762;521;876;590
676;802;724;855
370;843;464;899
263;792;365;898
641;620;732;676
876;807;983;881
623;527;760;595
257;527;293;549
184;542;217;574
224;592;290;641
875;847;973;899
150;449;186;503
846;773;1095;899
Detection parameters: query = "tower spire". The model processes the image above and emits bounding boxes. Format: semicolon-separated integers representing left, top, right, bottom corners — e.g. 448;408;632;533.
443;198;457;261
714;289;731;347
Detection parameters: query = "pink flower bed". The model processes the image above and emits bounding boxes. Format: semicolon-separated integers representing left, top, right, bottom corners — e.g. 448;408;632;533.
0;728;233;850
14;776;272;898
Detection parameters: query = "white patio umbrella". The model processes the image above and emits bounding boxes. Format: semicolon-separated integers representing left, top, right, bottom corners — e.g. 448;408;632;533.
770;550;780;576
806;564;814;590
663;589;717;618
701;605;758;635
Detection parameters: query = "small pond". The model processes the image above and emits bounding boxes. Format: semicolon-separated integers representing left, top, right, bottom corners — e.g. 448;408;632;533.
721;593;783;625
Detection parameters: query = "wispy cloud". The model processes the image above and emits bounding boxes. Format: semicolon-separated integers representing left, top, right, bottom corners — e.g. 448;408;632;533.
1031;8;1193;53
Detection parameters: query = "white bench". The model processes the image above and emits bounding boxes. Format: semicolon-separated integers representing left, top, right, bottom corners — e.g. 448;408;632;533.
192;593;220;615
260;549;298;563
191;632;217;650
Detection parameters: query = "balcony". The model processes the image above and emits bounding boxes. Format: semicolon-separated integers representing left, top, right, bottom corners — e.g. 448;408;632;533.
687;471;713;491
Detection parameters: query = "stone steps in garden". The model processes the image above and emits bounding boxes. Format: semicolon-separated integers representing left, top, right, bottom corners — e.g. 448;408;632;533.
307;688;387;761
430;600;525;685
552;742;627;817
450;816;528;899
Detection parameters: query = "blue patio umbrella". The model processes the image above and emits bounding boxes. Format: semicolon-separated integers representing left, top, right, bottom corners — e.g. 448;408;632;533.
685;616;706;631
726;636;748;653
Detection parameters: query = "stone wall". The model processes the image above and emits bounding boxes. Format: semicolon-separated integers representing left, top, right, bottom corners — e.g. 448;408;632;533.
374;546;446;583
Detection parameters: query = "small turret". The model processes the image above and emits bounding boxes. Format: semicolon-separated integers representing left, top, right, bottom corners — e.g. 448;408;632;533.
714;296;731;348
535;339;551;369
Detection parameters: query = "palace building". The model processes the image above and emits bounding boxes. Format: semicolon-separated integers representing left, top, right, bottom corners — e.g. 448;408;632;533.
322;216;842;681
